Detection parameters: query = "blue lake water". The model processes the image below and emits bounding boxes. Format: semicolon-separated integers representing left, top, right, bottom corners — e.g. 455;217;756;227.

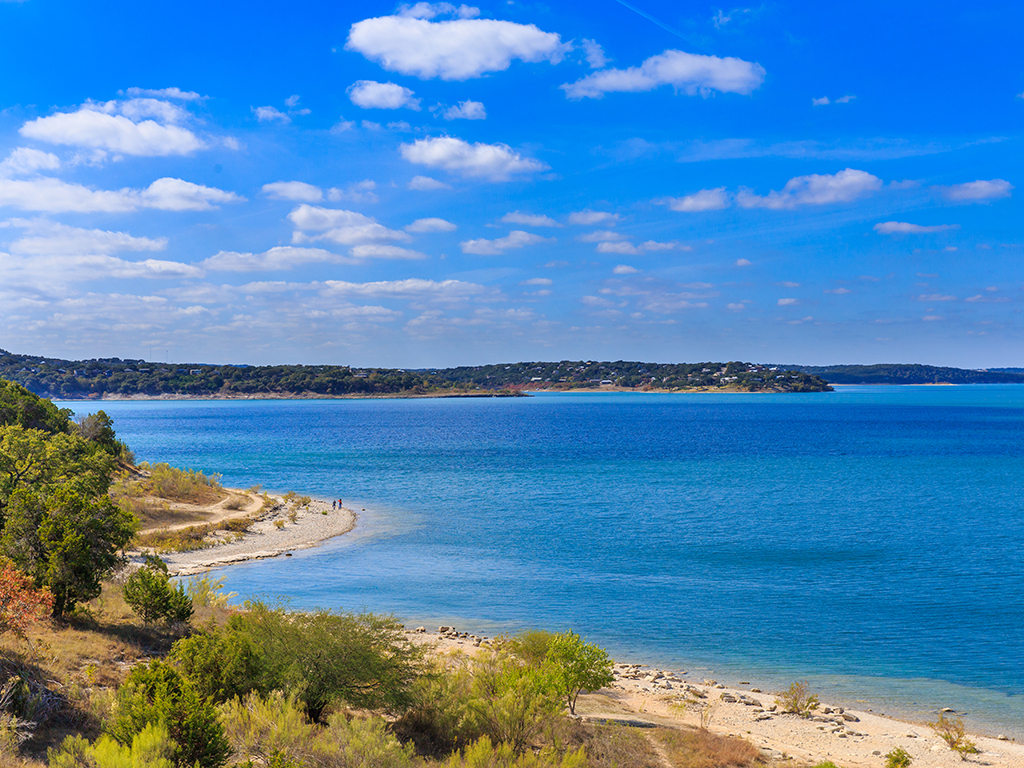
62;386;1024;736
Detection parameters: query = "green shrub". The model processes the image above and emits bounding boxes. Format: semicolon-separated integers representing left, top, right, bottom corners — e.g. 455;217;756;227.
443;735;587;768
107;660;230;768
49;722;176;768
185;571;237;609
122;556;193;625
169;629;263;703
886;747;913;768
507;630;556;666
775;681;819;717
931;714;978;760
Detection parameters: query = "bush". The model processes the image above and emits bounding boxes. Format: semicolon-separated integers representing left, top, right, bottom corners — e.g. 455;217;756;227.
185;571;237;609
107;659;230;768
443;735;587;768
122;556;193;625
886;747;913;768
0;559;52;636
169;630;263;704
931;713;978;760
506;630;556;666
49;722;176;768
775;681;819;717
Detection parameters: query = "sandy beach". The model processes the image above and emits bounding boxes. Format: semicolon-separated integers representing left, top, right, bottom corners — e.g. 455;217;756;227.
411;628;1024;768
153;494;357;576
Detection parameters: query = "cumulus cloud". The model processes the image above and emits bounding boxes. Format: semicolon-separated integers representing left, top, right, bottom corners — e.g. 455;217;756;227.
562;48;765;100
937;179;1013;202
124;87;204;101
442;100;486;120
347;80;421;110
405;217;457;232
323;278;487;300
874;221;959;235
0;252;203;287
460;229;553;255
596;241;639;254
501;211;560;227
5;219;168;255
663;187;730;212
567;209;619;226
20;102;206;156
252;106;291;123
581;39;608;69
408;175;452;190
262;181;324;202
736;168;882;209
777;298;797;306
397;3;480;20
0;176;242;213
288;205;411;246
579;229;626;243
349;244;427;260
613;265;638;274
200;246;356;271
520;277;552;286
735;258;751;266
812;96;830;106
0;147;61;177
346;13;568;80
400;136;547;180
327;180;378;203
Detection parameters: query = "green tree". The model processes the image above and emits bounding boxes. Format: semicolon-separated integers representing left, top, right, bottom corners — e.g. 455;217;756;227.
123;556;193;625
545;632;614;715
0;380;72;434
2;486;135;617
108;660;230;768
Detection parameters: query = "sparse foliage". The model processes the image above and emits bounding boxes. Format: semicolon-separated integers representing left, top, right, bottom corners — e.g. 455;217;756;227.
775;681;819;718
886;746;913;768
931;713;978;760
544;632;614;715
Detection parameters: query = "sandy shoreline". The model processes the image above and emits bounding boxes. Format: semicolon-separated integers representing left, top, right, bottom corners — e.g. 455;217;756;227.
156;495;356;576
411;628;1024;768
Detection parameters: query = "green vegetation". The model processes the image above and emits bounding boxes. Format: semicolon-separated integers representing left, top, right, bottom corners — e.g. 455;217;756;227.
795;362;1024;385
544;632;614;716
930;713;978;760
122;556;193;626
0;348;831;398
775;681;819;718
885;747;913;768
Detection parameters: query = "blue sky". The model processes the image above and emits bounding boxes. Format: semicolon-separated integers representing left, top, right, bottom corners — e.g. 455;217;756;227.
0;0;1020;368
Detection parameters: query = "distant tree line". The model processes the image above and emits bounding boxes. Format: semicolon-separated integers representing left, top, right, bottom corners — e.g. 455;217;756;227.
794;363;1024;385
0;350;832;398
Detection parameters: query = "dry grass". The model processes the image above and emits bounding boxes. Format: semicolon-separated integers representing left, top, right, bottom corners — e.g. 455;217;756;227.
544;719;662;768
110;462;231;530
134;514;259;554
655;726;763;768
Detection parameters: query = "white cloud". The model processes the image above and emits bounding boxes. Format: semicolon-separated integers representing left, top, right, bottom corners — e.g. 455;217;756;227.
736;168;882;209
0;147;61;177
835;95;856;103
579;229;626;243
400;136;547;180
460;229;552;255
405;217;457;232
252;106;292;123
443;100;486;120
663;187;730;212
596;241;639;254
200;246;356;271
581;39;608;69
347;80;422;110
0;252;202;287
326;180;378;203
520;277;552;286
735;258;751;266
567;209;619;226
874;221;958;235
937;179;1013;202
124;87;204;101
20;104;205;156
323;278;487;300
119;98;190;124
0;176;241;213
408;175;452;190
777;298;797;306
501;211;560;227
640;240;685;251
812;97;830;106
139;178;244;211
288;205;410;246
349;244;427;260
613;265;638;274
5;219;168;255
262;181;324;202
562;49;765;100
346;14;568;80
397;3;480;20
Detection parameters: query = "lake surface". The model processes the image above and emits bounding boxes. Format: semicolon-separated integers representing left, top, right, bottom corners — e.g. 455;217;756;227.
62;386;1024;737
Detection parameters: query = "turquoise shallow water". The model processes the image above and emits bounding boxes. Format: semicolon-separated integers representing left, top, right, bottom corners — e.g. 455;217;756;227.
62;386;1024;736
